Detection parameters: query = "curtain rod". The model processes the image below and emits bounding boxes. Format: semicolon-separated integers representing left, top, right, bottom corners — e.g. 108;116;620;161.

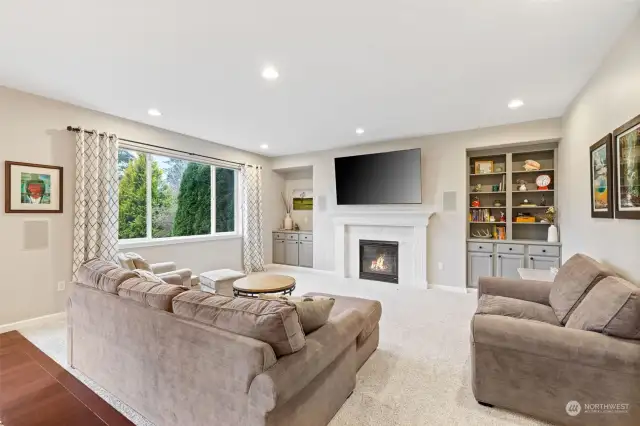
66;126;259;168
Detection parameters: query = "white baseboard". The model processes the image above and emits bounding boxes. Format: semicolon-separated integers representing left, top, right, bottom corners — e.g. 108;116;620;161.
265;264;336;275
428;284;470;294
0;312;66;334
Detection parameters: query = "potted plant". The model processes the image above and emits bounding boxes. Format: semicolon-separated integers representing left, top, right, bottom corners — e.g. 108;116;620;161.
541;207;558;242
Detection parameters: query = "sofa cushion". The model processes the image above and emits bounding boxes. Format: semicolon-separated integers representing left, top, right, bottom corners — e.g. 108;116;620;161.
566;277;640;339
476;294;561;326
304;292;382;345
118;277;185;312
549;253;614;324
259;294;335;334
172;291;305;356
77;258;137;294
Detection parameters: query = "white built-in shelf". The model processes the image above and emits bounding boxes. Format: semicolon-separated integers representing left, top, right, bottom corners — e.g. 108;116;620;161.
469;206;505;209
512;169;555;174
512;222;551;225
469;221;507;224
470;191;506;194
469;172;507;176
514;190;554;193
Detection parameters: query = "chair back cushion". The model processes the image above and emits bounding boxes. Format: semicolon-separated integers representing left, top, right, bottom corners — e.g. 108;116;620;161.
549;254;614;324
566;277;640;339
118;277;186;312
259;294;335;333
77;258;137;294
172;291;305;356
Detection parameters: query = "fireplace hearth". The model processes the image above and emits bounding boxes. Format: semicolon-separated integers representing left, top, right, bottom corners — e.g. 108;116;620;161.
359;240;399;283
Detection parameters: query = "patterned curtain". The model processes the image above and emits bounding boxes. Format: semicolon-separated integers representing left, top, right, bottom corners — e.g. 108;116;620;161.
72;129;119;280
241;165;266;273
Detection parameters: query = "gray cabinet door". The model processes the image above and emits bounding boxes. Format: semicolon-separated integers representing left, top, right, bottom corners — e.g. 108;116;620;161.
285;241;299;266
467;252;493;288
496;254;525;279
273;239;285;264
299;241;313;268
528;256;560;271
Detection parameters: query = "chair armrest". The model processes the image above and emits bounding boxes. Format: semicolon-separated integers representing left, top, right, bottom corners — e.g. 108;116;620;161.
248;308;365;412
158;268;192;287
151;261;176;274
478;276;551;305
159;273;183;286
472;314;640;374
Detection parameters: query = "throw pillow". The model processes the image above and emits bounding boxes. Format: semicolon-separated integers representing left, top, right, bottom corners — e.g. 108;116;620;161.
260;294;335;333
77;258;137;294
118;277;185;312
133;269;165;284
566;277;640;339
124;252;152;272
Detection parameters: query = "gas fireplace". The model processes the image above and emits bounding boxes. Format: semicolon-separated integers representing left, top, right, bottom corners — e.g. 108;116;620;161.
359;240;399;283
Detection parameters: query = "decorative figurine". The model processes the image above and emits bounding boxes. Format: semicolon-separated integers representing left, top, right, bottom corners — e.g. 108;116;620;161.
493;200;503;207
471;196;481;207
500;211;506;222
523;160;541;171
517;179;528;192
540;194;547;206
489;216;496;223
492;184;500;192
473;184;482;192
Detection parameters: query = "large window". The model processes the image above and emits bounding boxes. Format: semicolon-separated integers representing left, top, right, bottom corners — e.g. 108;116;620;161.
118;148;237;242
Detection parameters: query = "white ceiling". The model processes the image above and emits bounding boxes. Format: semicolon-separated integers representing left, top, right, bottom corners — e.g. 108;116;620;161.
0;1;638;156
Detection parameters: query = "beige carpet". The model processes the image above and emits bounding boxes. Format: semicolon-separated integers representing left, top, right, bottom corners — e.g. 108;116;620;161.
20;265;547;426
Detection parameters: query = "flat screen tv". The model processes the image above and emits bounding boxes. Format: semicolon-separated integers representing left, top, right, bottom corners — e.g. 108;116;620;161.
334;148;422;205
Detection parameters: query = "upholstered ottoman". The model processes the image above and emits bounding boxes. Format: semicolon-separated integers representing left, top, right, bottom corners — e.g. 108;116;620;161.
304;292;382;369
200;269;246;297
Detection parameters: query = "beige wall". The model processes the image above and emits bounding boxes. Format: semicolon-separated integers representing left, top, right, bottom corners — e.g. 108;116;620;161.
271;118;562;288
0;86;276;326
560;15;640;283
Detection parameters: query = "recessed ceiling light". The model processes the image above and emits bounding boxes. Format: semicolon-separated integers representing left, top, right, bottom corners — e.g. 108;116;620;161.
260;144;269;150
147;108;162;116
261;66;279;81
508;99;524;110
355;128;365;135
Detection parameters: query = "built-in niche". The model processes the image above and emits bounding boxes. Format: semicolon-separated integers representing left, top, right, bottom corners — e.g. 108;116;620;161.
273;166;313;231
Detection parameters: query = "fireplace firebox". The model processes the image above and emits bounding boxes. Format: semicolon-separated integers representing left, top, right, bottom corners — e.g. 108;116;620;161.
359;240;399;283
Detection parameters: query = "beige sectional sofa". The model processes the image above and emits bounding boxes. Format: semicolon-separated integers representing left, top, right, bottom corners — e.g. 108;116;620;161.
68;259;382;426
472;254;640;426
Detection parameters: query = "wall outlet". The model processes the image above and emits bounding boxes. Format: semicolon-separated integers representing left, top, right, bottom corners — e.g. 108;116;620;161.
438;262;444;271
57;281;66;292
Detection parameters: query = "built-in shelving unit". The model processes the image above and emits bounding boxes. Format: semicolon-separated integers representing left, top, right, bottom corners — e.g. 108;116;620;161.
465;141;561;288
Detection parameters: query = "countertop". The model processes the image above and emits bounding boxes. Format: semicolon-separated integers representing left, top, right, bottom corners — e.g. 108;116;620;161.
273;230;313;234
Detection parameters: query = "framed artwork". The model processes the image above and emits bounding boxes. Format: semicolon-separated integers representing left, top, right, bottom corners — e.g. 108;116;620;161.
474;160;493;174
5;161;63;213
292;189;313;211
590;134;614;218
613;114;640;220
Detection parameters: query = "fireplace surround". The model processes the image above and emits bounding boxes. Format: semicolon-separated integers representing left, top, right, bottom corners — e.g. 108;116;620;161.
359;240;399;283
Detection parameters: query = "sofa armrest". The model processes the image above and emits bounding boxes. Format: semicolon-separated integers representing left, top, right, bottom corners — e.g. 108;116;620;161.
151;261;176;274
248;308;365;412
478;276;552;305
159;273;183;286
472;314;640;374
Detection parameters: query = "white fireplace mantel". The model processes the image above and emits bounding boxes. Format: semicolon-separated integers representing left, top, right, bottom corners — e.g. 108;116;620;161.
333;211;435;289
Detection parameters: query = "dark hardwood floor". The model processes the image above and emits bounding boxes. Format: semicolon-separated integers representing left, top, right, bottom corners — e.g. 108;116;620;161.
0;331;134;426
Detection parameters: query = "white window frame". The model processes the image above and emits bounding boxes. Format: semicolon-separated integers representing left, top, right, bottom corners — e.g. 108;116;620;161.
118;149;241;249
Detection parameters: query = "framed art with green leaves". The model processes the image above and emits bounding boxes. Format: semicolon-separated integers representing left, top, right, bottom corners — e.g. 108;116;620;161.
613;114;640;220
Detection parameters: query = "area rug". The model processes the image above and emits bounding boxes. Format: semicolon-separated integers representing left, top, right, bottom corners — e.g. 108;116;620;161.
19;266;548;426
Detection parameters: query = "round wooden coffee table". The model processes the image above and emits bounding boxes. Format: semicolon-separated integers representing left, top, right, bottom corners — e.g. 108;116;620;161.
232;274;296;297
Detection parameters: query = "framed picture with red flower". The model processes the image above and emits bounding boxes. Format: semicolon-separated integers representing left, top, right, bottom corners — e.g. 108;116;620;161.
4;161;63;213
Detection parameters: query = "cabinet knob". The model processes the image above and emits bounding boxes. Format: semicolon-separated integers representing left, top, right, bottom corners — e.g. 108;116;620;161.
542;249;546;253
498;255;502;258
479;246;483;249
530;257;534;260
509;248;512;251
489;254;493;258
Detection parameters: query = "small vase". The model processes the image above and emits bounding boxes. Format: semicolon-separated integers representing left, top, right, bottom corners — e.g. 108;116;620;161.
547;224;558;243
284;213;293;230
